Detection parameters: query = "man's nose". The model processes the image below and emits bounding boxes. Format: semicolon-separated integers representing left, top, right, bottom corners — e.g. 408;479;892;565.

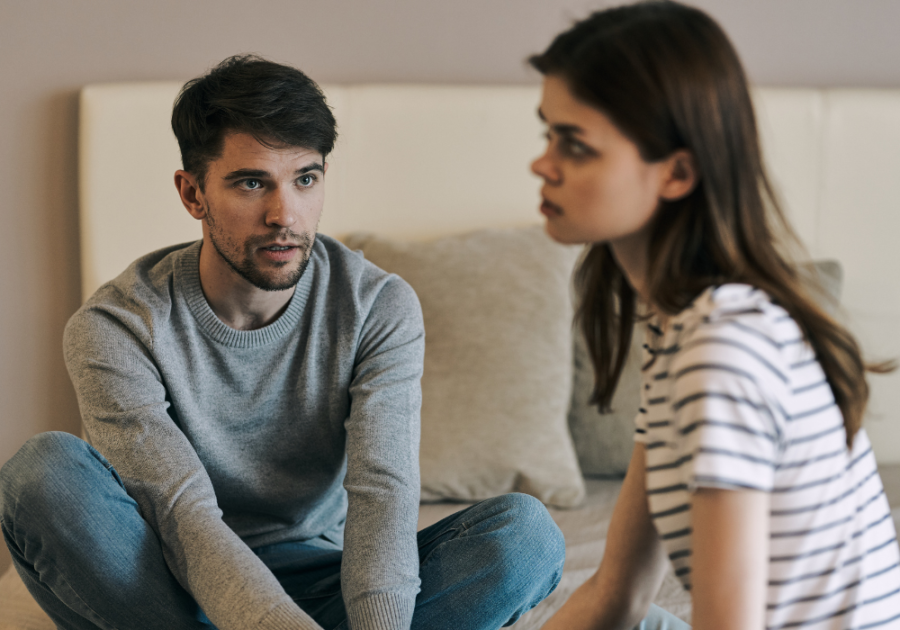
264;187;300;228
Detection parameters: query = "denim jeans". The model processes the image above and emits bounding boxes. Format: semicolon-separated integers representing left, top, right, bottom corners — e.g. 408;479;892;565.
1;432;567;630
637;606;691;629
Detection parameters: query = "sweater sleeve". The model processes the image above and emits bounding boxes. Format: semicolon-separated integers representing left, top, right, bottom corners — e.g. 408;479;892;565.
64;298;323;630
340;276;425;630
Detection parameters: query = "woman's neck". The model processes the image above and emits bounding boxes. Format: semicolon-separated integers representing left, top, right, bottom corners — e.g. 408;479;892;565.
609;231;652;304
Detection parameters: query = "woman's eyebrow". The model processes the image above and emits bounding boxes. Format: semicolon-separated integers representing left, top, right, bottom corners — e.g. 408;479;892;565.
552;123;585;136
537;108;586;136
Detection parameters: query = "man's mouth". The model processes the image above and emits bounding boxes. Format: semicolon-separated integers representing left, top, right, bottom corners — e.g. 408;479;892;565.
258;242;302;263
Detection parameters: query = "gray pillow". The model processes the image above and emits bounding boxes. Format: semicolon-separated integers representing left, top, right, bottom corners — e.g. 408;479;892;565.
344;226;586;508
568;321;644;478
568;258;844;478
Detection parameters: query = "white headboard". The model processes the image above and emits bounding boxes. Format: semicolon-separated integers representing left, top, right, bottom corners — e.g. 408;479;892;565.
79;82;900;462
78;83;547;299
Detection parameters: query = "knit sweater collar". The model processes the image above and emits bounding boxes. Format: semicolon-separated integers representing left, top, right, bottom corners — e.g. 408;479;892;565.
176;240;314;348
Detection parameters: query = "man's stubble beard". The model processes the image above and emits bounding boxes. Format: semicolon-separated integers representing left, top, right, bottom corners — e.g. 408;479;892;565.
205;201;315;292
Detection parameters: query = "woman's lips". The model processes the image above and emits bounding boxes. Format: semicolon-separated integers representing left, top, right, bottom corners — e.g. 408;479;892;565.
540;199;563;217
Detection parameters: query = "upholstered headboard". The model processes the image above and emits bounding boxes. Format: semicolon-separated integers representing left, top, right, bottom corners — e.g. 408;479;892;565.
78;82;900;462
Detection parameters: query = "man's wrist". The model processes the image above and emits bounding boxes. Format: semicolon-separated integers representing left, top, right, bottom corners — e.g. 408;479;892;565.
346;591;416;630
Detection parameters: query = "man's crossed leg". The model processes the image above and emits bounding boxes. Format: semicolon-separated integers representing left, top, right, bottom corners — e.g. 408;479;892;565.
1;432;565;630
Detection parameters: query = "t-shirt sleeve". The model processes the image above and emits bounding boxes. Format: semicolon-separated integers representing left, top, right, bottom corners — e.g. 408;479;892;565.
669;321;786;493
64;297;322;630
341;275;425;630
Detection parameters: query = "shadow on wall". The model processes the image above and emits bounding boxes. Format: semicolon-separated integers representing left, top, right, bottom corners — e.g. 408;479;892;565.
0;89;85;573
2;94;84;461
29;89;83;440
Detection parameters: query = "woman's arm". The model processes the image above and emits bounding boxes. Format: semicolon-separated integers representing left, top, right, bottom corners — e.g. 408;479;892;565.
542;444;669;630
691;487;769;630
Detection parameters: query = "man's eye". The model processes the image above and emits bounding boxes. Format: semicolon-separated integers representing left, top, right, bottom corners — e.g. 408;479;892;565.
298;174;316;187
240;179;262;190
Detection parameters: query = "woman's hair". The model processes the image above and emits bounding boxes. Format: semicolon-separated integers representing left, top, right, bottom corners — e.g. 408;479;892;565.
530;0;886;446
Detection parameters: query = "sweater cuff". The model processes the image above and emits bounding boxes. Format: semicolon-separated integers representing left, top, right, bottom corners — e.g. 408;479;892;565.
347;592;416;630
258;600;324;630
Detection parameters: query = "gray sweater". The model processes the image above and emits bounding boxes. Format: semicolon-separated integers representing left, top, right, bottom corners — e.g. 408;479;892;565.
63;237;425;630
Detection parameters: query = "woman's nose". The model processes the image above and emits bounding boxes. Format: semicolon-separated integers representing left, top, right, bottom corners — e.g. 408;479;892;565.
531;151;560;184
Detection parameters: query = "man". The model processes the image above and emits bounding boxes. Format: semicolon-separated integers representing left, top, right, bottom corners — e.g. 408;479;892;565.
0;56;564;630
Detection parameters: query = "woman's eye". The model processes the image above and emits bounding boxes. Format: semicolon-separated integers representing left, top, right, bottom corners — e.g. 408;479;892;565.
561;138;590;158
544;130;593;159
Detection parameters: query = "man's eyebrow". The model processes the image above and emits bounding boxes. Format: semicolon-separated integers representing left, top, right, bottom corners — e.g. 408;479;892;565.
222;163;324;181
222;168;270;181
296;163;324;174
536;109;584;136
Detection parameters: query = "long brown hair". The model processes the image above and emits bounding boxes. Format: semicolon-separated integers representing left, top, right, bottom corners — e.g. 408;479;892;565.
530;1;888;446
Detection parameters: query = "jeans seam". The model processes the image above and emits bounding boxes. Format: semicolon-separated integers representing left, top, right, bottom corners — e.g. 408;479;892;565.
418;520;466;549
16;544;122;630
419;523;467;567
453;519;472;537
55;565;122;630
91;443;127;491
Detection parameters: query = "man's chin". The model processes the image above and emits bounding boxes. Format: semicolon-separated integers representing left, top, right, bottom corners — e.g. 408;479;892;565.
245;258;311;292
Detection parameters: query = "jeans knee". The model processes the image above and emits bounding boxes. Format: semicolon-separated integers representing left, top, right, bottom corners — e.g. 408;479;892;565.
0;432;98;524
488;493;565;579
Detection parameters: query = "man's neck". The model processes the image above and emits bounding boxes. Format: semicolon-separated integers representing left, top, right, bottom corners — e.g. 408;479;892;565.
198;243;295;331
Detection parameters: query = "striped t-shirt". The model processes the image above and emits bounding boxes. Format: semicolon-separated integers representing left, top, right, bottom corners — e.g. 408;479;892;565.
635;284;900;629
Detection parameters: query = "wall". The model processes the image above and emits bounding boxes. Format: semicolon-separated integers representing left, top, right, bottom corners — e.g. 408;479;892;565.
1;0;899;575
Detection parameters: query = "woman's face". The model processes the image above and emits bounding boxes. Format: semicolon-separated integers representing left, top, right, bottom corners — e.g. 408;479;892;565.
531;76;669;248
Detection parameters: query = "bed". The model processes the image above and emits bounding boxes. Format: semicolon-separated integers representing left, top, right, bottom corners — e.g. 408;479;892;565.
3;81;900;629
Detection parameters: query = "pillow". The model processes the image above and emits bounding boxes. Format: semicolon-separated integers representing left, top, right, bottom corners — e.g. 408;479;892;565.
567;258;845;478
344;226;586;508
567;322;643;477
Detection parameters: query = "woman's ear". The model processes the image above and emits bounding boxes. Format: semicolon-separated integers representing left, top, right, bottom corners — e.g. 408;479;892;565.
659;149;699;202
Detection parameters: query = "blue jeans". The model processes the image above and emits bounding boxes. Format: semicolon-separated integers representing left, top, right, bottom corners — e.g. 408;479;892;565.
0;432;565;629
638;606;690;629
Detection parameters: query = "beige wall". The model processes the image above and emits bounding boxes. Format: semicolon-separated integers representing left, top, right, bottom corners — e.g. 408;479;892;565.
1;0;899;575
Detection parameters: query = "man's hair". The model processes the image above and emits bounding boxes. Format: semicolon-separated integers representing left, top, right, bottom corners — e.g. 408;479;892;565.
171;54;337;188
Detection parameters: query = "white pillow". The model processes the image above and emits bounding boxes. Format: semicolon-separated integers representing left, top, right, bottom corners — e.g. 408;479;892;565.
344;226;586;508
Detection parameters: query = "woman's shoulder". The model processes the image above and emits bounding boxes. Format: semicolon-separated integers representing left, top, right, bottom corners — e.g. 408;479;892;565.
679;283;796;339
670;283;806;385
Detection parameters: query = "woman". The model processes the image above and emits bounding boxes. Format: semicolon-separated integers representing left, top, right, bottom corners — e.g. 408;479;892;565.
529;3;900;629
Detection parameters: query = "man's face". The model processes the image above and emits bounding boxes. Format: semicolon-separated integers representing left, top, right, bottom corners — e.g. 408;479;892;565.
195;132;327;292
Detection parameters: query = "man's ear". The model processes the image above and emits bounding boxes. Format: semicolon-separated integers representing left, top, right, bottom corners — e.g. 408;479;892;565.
659;149;699;202
175;170;206;220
